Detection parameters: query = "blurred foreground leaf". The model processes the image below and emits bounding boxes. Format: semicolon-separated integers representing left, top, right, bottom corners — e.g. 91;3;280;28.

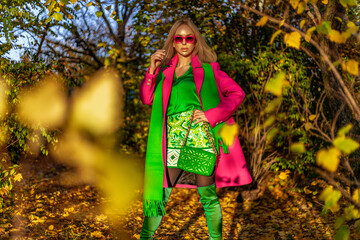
316;147;341;172
265;72;288;97
17;76;67;128
319;186;342;213
70;69;123;135
218;123;239;147
333;135;359;154
290;142;306;153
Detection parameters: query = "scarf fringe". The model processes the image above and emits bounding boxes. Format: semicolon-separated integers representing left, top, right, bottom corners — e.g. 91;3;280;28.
143;199;167;217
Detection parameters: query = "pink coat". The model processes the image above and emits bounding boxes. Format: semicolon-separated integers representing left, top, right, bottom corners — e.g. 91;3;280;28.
140;54;252;188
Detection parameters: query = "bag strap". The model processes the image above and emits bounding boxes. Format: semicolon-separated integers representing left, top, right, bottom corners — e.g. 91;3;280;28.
181;109;219;157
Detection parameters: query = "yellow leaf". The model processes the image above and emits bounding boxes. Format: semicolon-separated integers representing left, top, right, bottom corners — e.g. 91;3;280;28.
353;189;360;203
316;147;341;172
305;26;316;42
344;205;360;221
86;2;93;7
48;225;54;230
289;0;300;9
70;69;123;135
52;131;101;174
265;72;288;97
290;142;306;153
309;114;316;121
91;231;105;238
17;77;67;128
0;78;9;120
70;0;77;4
346;21;358;34
297;2;306;14
319;185;342;212
304;186;312;194
333;135;359;154
14;173;23;182
322;0;328;4
328;30;343;43
95;214;107;222
339;0;357;8
335;17;343;23
0;185;10;196
279;19;285;27
219;123;239;147
266;127;279;143
264;98;282;113
270;30;282;44
337;123;352;136
341;31;352;42
279;172;288;180
300;19;306;29
284;31;301;49
65;207;75;213
256;16;268;27
264;115;276;128
52;12;63;21
342;59;359;76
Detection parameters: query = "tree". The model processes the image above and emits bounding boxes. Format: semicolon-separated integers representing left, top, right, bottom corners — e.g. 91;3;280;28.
0;0;47;57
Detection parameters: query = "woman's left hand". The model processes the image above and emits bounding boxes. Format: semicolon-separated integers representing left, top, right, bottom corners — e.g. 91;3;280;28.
192;109;209;124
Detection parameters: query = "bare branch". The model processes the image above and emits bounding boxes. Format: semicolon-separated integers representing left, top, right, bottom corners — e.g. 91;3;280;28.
239;4;360;122
342;157;360;189
35;22;50;58
316;167;360;210
311;2;322;24
96;0;116;42
331;103;345;140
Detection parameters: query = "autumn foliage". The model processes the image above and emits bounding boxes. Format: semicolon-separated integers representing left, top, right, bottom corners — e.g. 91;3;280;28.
0;0;359;239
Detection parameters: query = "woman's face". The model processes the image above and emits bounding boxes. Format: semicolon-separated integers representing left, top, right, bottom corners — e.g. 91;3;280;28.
172;24;196;58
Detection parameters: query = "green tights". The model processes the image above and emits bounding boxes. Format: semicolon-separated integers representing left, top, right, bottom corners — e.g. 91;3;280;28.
197;183;223;240
140;187;173;239
140;184;222;240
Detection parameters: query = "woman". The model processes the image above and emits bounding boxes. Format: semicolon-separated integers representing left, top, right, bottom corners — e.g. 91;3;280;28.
139;18;252;239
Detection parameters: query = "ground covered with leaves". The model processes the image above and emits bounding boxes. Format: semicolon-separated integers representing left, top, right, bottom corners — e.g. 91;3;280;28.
1;158;360;239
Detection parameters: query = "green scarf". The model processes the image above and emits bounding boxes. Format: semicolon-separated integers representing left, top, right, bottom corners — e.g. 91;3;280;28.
143;61;228;217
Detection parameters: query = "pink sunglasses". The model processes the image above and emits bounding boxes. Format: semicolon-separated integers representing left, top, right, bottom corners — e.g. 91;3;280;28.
173;35;196;44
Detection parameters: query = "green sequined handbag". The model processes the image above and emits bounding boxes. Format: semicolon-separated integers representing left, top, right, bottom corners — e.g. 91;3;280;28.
177;109;219;176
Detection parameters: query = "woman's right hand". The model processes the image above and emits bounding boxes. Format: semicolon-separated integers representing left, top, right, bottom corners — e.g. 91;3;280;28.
149;49;165;74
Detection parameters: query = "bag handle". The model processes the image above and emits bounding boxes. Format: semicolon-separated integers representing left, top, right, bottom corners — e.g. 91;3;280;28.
181;109;219;157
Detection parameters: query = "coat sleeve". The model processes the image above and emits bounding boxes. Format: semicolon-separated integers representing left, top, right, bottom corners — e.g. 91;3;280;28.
204;62;246;128
139;66;161;105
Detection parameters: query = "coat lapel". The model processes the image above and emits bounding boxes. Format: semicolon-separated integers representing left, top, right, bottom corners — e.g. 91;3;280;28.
162;54;178;118
191;54;204;109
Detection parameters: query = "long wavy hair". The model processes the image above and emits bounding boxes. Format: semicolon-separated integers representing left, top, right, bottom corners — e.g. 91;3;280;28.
160;18;217;67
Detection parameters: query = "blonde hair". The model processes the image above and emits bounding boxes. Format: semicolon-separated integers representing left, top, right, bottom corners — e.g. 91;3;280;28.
160;18;217;67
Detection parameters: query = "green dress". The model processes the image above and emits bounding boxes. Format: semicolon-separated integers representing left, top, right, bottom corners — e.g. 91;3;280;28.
166;62;215;168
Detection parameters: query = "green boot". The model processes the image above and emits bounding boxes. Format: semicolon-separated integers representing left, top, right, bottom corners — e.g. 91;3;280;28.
140;187;173;239
197;184;222;240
